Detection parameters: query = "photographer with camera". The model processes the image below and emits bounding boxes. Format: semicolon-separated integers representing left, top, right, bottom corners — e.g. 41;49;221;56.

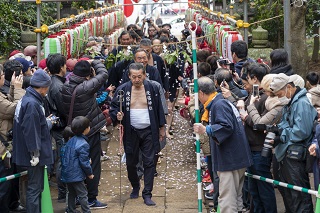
237;63;279;213
0;64;26;212
142;18;160;39
61;59;108;209
269;73;316;212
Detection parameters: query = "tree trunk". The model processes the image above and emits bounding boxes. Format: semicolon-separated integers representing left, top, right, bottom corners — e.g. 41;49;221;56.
290;5;309;77
312;4;319;62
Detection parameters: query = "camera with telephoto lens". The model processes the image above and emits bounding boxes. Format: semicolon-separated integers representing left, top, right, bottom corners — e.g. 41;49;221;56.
253;124;279;158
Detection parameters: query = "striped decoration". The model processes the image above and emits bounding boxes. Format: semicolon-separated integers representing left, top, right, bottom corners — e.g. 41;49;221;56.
43;9;124;59
43;37;62;58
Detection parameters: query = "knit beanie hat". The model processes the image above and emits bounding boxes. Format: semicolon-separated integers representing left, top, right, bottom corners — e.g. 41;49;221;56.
30;69;51;88
73;60;91;77
289;74;305;88
14;58;32;74
269;73;290;93
38;59;47;70
9;50;22;58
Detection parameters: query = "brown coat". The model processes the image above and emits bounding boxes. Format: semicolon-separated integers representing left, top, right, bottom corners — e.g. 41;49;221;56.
247;96;289;125
0;85;25;140
307;85;320;108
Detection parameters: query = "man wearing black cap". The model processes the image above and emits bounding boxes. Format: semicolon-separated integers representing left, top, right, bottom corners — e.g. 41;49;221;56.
12;69;54;213
61;59;108;209
161;23;179;42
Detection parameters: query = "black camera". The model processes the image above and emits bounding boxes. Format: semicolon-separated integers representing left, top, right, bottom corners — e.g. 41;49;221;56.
146;18;151;23
218;58;229;65
253;124;279;158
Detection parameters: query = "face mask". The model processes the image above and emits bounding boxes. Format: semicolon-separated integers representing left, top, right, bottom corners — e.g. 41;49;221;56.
278;96;290;102
278;87;291;102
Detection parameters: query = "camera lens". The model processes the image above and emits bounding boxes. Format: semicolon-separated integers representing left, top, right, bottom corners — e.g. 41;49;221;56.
261;132;275;158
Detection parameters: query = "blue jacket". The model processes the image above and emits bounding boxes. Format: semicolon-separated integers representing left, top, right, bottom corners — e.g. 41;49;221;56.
12;87;53;167
311;124;320;190
206;93;253;172
276;88;317;161
61;135;93;183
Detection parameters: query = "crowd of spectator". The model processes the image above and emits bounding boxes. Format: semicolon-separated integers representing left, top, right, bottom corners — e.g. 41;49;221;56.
0;17;319;213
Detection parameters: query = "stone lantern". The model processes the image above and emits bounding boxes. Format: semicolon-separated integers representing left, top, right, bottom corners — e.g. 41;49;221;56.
252;25;268;48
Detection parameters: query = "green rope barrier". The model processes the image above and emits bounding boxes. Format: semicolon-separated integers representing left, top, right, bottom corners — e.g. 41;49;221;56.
0;171;28;183
245;172;319;197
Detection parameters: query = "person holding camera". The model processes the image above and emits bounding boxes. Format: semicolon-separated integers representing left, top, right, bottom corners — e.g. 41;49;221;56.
61;59;108;209
237;63;279;213
269;73;316;212
0;64;26;212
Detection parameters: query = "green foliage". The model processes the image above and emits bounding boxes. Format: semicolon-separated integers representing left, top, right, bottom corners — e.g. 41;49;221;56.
105;50;134;69
0;1;56;57
306;0;320;37
72;1;97;10
163;50;179;65
251;0;284;48
106;53;116;69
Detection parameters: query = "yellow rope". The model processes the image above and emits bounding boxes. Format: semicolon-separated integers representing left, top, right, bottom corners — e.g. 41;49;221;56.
50;32;218;47
12;20;37;30
250;15;284;25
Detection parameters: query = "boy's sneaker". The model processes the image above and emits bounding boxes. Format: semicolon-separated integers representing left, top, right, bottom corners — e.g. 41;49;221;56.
203;183;213;191
205;190;214;200
89;200;108;209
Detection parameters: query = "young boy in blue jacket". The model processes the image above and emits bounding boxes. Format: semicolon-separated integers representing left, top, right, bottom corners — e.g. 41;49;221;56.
61;116;94;213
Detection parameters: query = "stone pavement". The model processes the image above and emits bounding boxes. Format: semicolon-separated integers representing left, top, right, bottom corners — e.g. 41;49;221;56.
51;110;205;213
50;106;316;213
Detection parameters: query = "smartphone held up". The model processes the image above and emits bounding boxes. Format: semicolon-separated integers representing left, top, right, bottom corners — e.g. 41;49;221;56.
253;84;259;97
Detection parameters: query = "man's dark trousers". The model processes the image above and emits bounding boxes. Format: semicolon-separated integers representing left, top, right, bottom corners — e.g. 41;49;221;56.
86;132;101;202
0;160;11;212
26;165;44;213
279;154;313;213
247;151;277;213
126;126;155;198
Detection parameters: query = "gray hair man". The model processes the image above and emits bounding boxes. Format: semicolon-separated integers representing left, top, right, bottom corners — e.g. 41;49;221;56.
194;76;252;213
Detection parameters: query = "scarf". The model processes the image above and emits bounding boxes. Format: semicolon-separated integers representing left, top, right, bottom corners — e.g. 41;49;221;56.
201;92;217;122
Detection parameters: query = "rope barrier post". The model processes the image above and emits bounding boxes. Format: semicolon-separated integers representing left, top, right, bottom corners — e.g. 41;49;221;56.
189;21;202;213
0;171;28;183
117;90;124;207
316;185;320;213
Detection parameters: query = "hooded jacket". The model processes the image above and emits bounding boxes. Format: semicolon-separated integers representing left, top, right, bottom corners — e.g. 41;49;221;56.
247;96;289;126
269;64;294;76
234;58;255;76
0;85;25;140
276;88;317;161
61;60;108;137
307;85;320;108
